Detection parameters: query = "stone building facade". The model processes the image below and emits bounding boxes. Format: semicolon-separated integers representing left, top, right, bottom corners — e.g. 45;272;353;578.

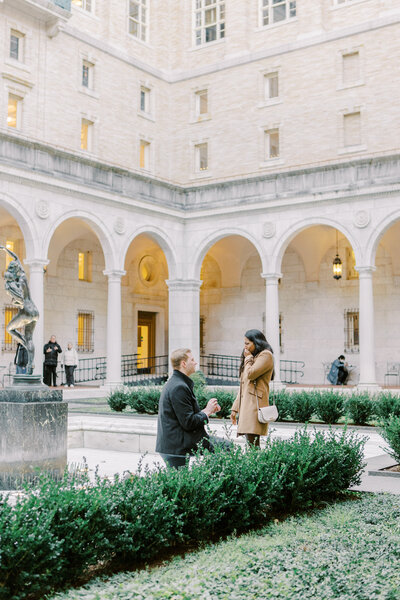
0;0;399;388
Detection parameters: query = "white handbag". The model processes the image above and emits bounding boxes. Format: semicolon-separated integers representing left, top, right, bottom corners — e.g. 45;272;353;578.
254;383;279;424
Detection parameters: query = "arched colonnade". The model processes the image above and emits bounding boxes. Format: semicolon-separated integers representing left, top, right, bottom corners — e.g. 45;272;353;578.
0;190;399;389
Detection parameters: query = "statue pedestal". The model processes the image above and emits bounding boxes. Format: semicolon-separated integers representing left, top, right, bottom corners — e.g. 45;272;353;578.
0;379;67;490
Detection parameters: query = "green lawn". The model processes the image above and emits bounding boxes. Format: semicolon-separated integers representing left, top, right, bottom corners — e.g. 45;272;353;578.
49;493;400;600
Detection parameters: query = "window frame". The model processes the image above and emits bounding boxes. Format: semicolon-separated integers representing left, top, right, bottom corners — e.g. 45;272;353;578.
264;127;280;160
139;138;151;170
195;141;209;172
259;0;297;29
344;308;359;353
77;310;95;353
71;0;94;12
128;0;149;43
193;0;225;48
80;117;94;152
7;93;22;129
9;30;24;62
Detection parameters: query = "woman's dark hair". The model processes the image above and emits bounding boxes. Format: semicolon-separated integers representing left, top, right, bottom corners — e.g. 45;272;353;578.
239;329;274;376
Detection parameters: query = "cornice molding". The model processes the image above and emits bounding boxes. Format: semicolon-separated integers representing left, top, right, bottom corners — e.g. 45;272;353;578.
1;133;400;215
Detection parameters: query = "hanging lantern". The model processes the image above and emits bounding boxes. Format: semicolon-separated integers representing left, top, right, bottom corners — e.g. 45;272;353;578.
333;254;342;280
333;230;342;280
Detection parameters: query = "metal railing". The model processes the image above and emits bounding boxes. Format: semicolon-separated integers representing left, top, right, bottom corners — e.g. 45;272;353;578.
280;359;305;384
57;356;107;385
1;354;305;387
121;354;169;386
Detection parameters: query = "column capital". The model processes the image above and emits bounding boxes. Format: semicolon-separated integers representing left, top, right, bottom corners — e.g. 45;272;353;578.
103;269;126;282
261;272;282;282
166;278;203;292
355;265;376;277
24;258;50;271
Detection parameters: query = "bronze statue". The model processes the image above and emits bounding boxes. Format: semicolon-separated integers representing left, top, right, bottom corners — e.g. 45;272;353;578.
0;247;39;375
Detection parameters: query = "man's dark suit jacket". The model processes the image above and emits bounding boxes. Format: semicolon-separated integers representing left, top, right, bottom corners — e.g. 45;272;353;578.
156;369;210;456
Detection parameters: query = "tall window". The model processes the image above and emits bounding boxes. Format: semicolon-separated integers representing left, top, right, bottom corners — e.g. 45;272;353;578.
195;90;208;116
129;0;147;42
77;311;94;352
10;30;24;61
7;94;22;129
139;140;150;168
194;0;225;46
78;251;92;282
264;72;279;101
3;305;18;351
81;118;93;151
195;142;208;171
261;0;296;27
342;51;360;86
344;309;359;353
343;112;361;147
140;86;151;113
82;60;94;89
264;128;280;159
72;0;93;11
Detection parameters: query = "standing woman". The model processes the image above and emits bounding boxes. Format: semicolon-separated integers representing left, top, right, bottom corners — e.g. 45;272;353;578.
230;329;274;447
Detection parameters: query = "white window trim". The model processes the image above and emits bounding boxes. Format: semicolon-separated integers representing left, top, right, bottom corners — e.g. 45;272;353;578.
192;0;226;49
80;114;97;154
138;135;153;172
71;0;96;15
337;105;367;155
189;84;211;122
191;138;212;179
256;0;297;31
258;66;282;108
128;0;150;45
331;0;370;10
4;21;31;73
138;81;155;121
78;53;99;98
260;124;284;168
6;92;23;130
336;46;365;91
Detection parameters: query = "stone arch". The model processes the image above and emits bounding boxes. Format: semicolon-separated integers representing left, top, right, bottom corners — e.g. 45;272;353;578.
120;225;178;280
42;210;116;271
0;192;38;258
191;228;267;280
365;209;400;267
271;217;362;274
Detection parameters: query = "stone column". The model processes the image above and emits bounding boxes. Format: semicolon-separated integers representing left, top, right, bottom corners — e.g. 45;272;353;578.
24;258;49;377
356;266;379;390
166;279;202;364
103;269;125;388
262;272;284;387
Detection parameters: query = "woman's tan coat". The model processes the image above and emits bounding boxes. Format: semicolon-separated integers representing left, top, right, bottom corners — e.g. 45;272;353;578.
231;350;274;436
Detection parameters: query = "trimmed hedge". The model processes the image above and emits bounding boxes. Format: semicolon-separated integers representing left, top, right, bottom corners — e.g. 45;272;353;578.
380;416;400;463
109;385;400;427
0;429;365;600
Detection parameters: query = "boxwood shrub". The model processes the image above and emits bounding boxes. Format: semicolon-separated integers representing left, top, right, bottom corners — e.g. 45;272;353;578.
0;429;365;600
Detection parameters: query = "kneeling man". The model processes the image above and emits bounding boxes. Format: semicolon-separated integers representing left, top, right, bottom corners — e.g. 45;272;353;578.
156;348;221;468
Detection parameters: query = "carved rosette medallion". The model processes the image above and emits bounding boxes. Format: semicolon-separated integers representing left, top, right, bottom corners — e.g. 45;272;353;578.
114;217;126;235
354;210;370;229
263;221;276;238
35;200;50;219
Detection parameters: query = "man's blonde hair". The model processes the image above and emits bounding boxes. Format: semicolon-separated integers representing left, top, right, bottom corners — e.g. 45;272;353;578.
170;348;191;370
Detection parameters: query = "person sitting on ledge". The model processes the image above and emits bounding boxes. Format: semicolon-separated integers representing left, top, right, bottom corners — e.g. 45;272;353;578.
327;354;349;386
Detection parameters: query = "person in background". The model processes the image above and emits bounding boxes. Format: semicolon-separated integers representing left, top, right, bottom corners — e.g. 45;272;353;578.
14;342;28;374
43;335;62;387
230;329;274;448
327;355;349;385
62;342;79;388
